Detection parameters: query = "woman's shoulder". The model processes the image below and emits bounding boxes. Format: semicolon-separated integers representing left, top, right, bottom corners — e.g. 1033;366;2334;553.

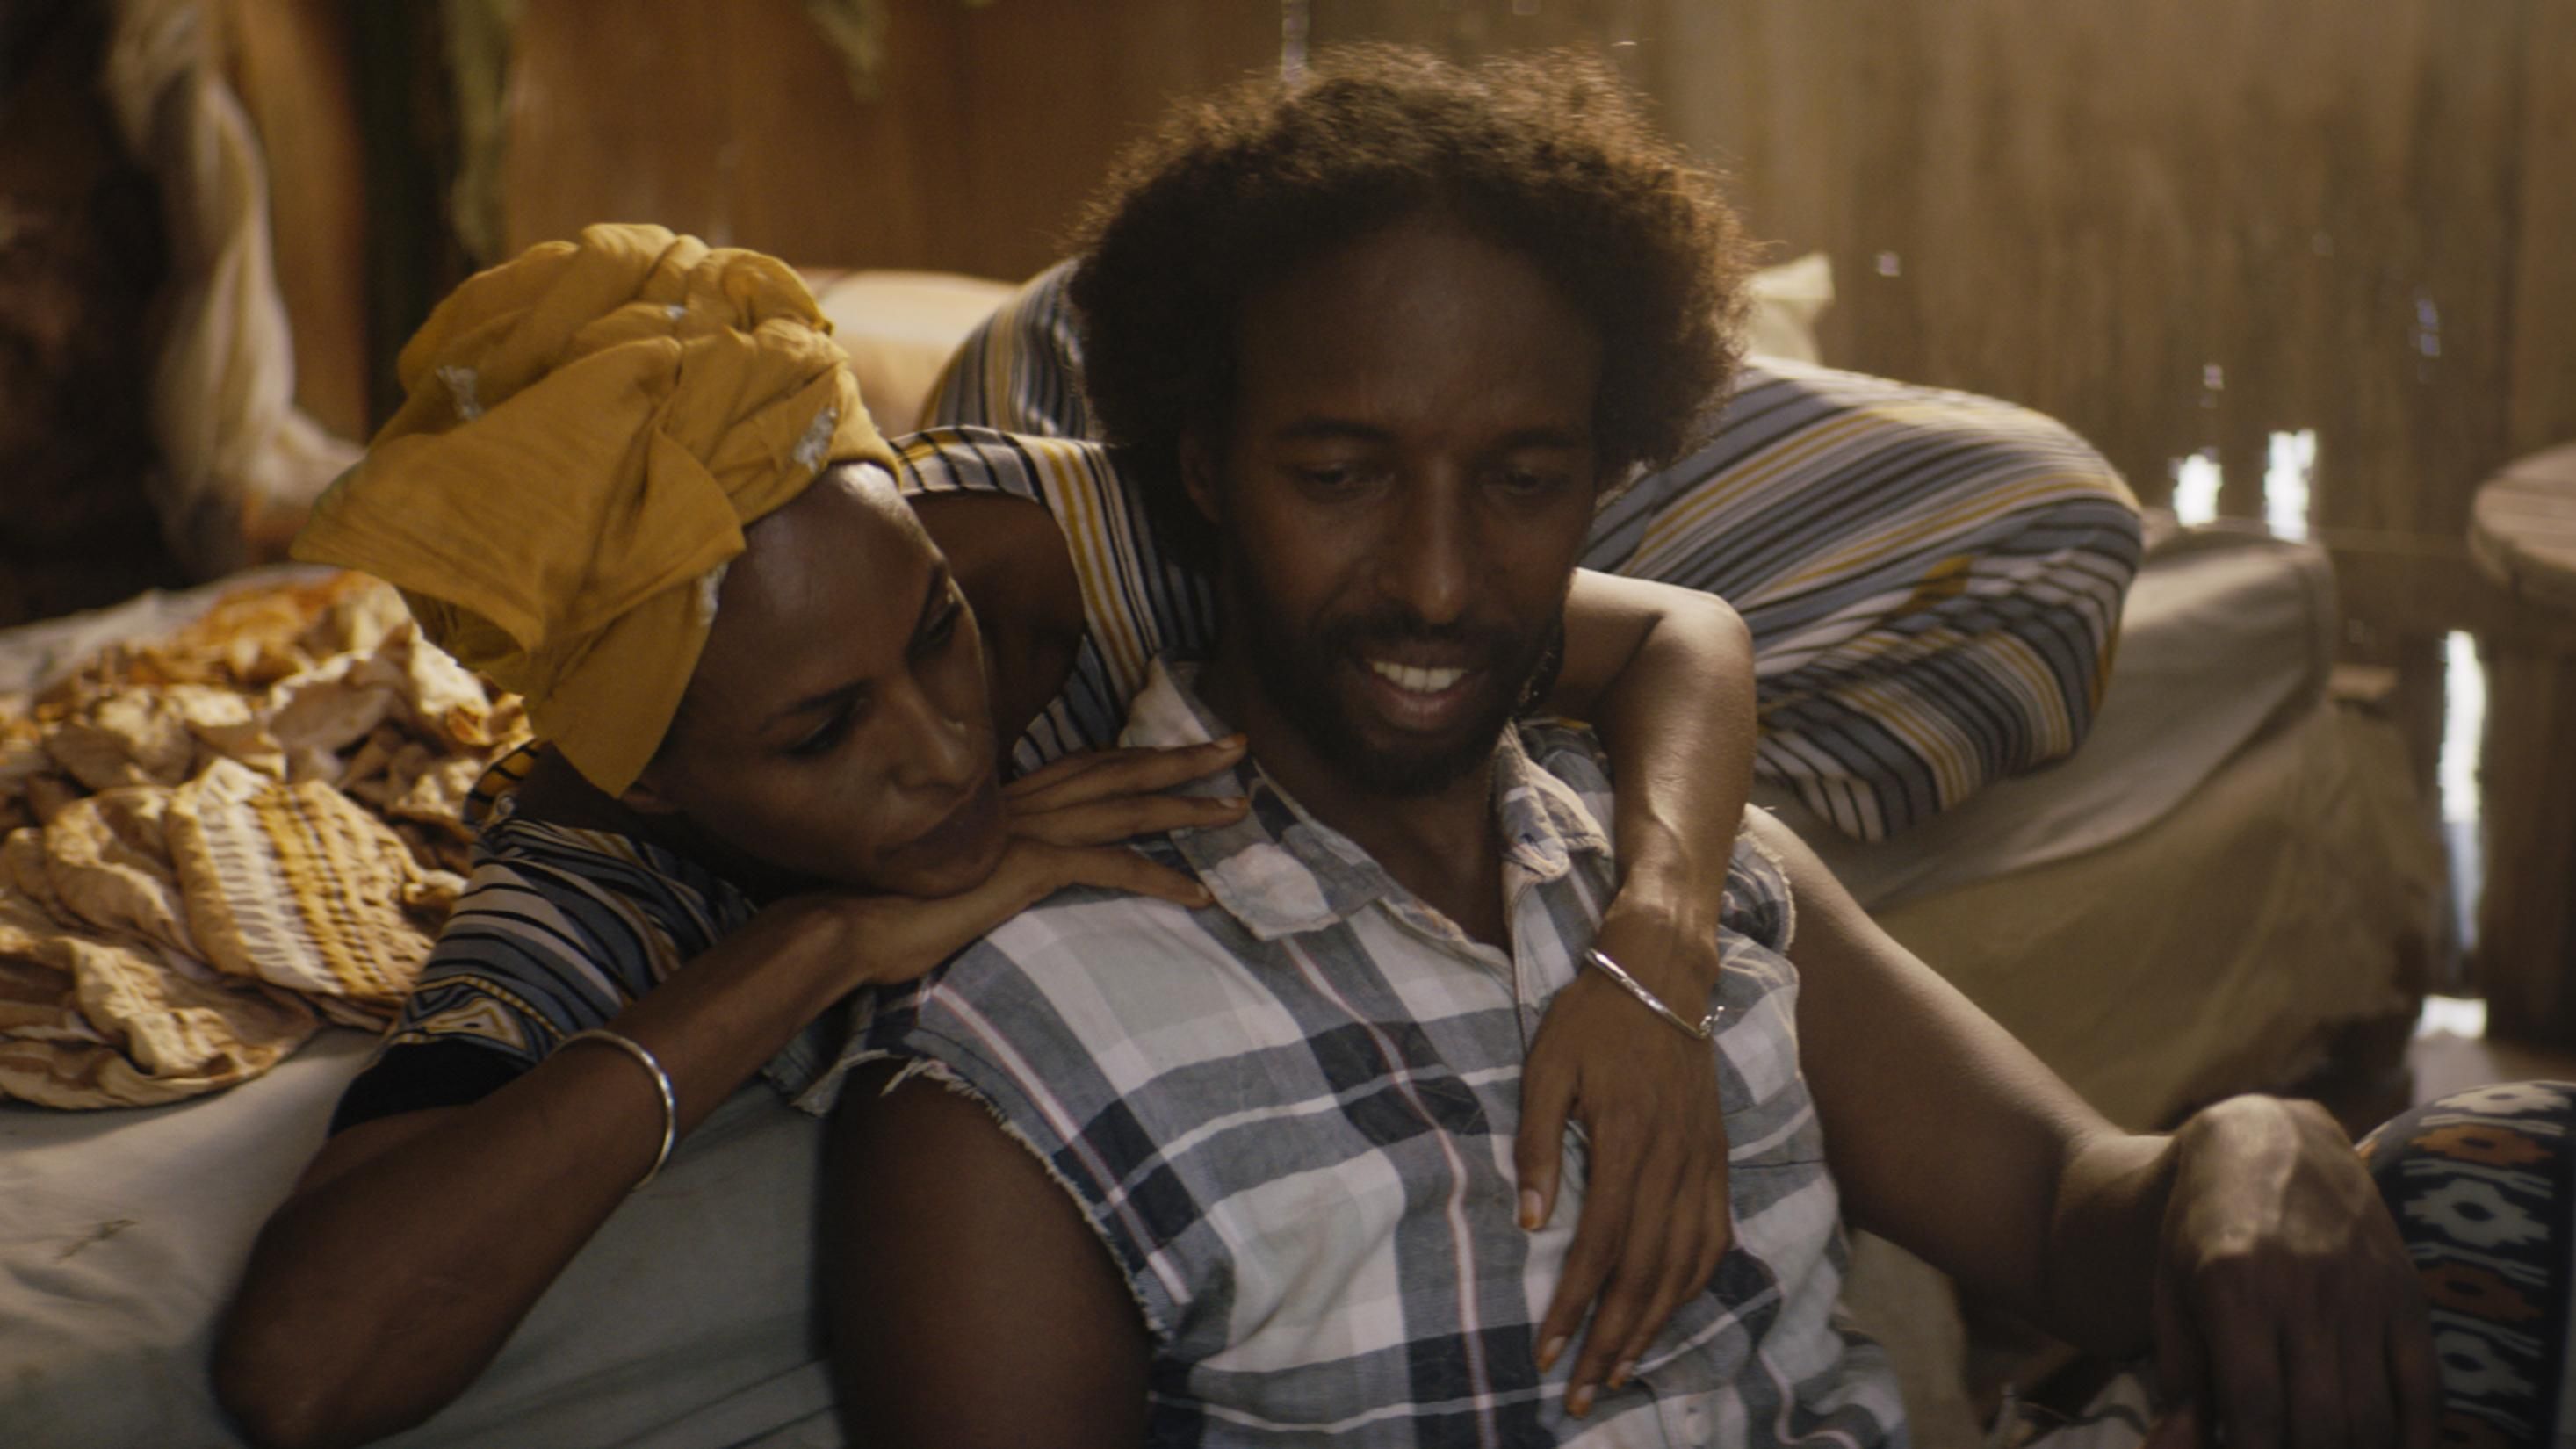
443;750;754;967
458;813;751;950
891;424;1125;503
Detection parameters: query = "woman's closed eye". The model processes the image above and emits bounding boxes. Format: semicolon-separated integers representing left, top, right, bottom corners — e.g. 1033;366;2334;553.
785;705;859;759
779;589;967;760
911;595;966;658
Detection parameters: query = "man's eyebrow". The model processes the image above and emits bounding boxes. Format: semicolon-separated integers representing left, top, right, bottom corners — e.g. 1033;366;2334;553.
1495;425;1591;451
1271;419;1394;444
1269;419;1591;451
765;566;953;725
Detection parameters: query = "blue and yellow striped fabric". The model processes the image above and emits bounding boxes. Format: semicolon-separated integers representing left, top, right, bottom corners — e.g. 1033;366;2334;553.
352;746;829;1107
924;261;2142;840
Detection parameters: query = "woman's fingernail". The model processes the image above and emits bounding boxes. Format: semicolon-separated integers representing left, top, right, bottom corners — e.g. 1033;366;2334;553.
1567;1384;1594;1417
1538;1336;1568;1372
1609;1359;1636;1388
1519;1189;1545;1229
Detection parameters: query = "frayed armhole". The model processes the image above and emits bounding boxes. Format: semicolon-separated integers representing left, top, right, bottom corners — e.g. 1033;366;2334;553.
1741;808;1797;955
856;1049;1173;1343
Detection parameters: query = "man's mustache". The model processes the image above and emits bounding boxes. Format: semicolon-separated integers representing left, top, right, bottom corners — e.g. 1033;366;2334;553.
1318;609;1524;669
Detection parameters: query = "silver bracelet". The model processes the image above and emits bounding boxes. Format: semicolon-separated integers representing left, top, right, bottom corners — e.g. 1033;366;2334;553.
563;1027;677;1189
1581;948;1720;1042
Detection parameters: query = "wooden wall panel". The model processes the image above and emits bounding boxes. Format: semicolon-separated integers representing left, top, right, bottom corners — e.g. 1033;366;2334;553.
2509;0;2576;463
499;0;1274;283
1310;0;1653;55
216;0;371;440
501;0;966;269
0;2;185;624
946;2;1280;278
483;0;2570;542
1307;0;2559;538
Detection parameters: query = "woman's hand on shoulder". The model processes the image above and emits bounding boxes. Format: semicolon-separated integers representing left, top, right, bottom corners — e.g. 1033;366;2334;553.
999;736;1249;850
826;738;1250;987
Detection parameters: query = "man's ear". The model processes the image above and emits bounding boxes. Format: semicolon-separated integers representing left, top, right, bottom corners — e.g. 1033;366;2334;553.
1179;433;1223;527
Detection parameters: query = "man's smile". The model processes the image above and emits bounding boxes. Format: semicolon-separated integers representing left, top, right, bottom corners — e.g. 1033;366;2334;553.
1353;652;1484;732
1364;658;1468;694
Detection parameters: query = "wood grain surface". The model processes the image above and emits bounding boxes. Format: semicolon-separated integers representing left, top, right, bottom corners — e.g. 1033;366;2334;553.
482;0;2571;555
2473;443;2576;613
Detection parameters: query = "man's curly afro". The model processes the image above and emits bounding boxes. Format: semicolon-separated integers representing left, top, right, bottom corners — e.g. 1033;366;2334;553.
1065;44;1756;553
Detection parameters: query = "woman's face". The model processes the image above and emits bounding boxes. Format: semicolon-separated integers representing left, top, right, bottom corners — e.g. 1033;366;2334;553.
630;463;1007;897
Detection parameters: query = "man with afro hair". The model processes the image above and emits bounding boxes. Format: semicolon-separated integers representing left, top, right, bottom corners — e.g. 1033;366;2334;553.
927;46;2147;846
1066;44;1752;566
833;46;2447;1449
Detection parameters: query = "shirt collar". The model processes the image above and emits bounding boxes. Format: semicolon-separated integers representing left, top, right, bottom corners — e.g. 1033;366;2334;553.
1117;659;1611;941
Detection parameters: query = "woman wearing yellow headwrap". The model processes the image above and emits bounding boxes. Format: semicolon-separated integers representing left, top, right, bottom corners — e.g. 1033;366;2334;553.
214;221;1763;1444
213;225;1252;1444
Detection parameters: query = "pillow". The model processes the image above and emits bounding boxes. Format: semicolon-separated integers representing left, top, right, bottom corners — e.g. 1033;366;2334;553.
1743;251;1833;364
802;270;1019;434
805;253;1837;432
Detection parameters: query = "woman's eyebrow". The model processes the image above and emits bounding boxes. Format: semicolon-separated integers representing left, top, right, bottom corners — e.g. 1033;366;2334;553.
771;678;869;725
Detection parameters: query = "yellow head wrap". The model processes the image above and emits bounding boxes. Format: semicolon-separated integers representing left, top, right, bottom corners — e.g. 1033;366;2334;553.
292;223;896;796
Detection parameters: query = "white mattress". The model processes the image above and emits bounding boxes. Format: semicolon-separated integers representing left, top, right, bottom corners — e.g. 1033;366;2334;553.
1872;700;2436;1131
1;1034;840;1448
1767;517;2338;910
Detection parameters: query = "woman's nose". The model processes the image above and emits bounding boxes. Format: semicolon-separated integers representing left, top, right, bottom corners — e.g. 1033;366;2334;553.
885;681;981;791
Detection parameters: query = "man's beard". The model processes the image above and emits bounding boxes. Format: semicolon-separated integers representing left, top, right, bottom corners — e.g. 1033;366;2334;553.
1231;580;1560;800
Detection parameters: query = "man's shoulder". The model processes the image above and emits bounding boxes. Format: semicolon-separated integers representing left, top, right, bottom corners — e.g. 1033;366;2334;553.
1510;714;1617;833
1516;715;1612;782
975;862;1200;955
854;876;1266;1128
1510;714;1801;957
921;864;1228;1008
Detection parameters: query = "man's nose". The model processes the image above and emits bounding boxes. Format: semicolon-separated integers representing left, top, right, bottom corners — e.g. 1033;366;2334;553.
1383;472;1476;625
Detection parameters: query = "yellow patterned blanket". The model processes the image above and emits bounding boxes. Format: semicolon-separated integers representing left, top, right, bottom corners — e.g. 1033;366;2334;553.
0;574;528;1107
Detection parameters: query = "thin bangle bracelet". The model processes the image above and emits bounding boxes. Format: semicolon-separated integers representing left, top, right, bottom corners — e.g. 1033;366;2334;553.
563;1027;678;1188
1581;948;1721;1042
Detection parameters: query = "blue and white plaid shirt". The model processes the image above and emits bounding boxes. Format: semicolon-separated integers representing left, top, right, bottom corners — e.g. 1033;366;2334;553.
840;660;1906;1446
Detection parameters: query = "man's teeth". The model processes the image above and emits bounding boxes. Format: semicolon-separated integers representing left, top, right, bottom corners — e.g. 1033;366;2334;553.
1367;660;1467;694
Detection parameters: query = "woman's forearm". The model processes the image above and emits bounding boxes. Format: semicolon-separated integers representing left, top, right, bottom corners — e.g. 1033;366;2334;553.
214;898;867;1449
1548;570;1757;996
1511;573;1757;1398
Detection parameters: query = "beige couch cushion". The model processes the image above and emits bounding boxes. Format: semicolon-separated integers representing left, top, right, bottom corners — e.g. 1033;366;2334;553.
806;256;1839;434
804;270;1018;434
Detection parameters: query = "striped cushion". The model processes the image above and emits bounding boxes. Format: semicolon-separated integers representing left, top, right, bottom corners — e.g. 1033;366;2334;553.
924;260;2142;840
